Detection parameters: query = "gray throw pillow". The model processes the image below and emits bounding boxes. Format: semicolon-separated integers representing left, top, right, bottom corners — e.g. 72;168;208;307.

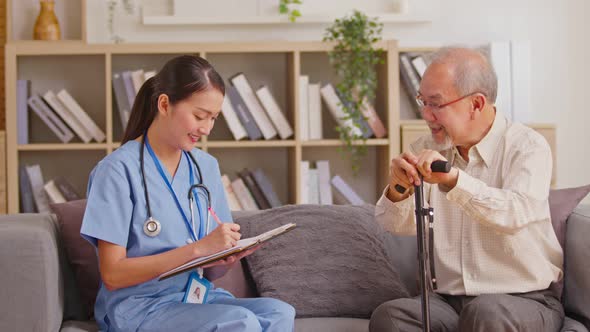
547;185;590;300
564;204;590;330
49;199;99;320
236;204;409;318
549;185;590;249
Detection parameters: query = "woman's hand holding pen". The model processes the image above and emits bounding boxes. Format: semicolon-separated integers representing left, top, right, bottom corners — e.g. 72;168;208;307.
196;222;241;257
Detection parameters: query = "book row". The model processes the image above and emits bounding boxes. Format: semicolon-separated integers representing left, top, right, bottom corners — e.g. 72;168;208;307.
17;80;106;144
224;160;365;212
19;164;82;213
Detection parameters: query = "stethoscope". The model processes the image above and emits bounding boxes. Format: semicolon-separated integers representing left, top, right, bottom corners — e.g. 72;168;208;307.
140;133;212;243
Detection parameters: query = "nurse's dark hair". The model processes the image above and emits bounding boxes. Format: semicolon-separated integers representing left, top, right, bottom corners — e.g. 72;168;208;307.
121;55;225;144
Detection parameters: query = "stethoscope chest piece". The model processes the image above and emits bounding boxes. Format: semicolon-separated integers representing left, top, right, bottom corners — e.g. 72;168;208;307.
143;217;161;237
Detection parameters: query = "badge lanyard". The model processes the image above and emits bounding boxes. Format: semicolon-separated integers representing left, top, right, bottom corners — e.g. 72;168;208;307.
144;137;205;243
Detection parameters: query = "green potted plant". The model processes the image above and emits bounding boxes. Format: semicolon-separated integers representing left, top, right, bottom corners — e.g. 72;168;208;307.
279;0;302;22
323;10;384;174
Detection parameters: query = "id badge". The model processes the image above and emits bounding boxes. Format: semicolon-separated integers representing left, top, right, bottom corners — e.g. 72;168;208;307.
183;271;211;304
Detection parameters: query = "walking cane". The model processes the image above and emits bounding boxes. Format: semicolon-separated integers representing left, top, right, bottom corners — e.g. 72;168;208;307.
395;160;450;332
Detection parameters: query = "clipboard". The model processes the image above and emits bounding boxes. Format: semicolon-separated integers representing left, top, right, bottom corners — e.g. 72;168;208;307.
159;222;296;281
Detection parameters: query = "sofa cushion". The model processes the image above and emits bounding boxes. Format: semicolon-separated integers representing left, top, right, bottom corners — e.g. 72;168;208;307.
236;204;409;319
50;199;98;320
549;185;590;249
548;185;590;299
294;317;369;332
564;205;590;330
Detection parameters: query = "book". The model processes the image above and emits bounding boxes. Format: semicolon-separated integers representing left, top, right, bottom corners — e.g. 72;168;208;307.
43;90;93;143
159;222;297;281
335;89;374;139
231;178;259;211
19;165;36;213
27;94;75;143
122;71;137;109
221;174;243;211
56;89;106;143
250;168;282;208
220;93;248;141
17;80;30;145
360;99;387;138
299;160;310;204
308;168;320;204
26;164;50;213
299;75;309;140
411;55;428;78
316;160;333;205
238;168;271;210
53;176;81;201
227;85;263;141
112;72;132;131
331;175;365;205
230;73;277;140
130;69;145;93
308;83;322;140
255;85;294;140
399;53;422;114
44;180;67;204
319;84;363;137
143;70;157;81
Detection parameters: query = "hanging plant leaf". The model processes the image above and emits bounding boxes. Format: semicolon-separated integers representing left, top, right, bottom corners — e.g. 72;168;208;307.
323;10;384;174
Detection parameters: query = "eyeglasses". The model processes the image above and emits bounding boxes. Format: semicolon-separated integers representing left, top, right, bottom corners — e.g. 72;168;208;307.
416;92;482;115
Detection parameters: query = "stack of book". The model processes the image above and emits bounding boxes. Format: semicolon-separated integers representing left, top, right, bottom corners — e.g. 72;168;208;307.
19;164;81;213
221;168;282;211
17;80;106;144
299;160;365;205
221;73;294;141
112;69;157;130
299;77;386;141
399;51;431;117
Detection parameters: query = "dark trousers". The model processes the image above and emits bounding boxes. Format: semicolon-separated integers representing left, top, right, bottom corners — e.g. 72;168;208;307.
369;289;564;332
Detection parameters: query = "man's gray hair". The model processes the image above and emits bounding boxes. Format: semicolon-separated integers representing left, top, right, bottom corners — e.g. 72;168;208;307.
429;46;498;104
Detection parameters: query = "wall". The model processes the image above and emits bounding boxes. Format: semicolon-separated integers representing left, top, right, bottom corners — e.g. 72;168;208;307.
11;0;590;203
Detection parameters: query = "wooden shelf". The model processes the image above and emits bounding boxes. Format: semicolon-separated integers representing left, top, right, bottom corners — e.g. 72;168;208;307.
143;14;432;26
5;40;401;213
207;140;296;148
301;139;389;147
17;143;109;151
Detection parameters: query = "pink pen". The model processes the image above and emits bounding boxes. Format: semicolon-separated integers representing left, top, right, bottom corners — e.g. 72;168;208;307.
208;207;223;225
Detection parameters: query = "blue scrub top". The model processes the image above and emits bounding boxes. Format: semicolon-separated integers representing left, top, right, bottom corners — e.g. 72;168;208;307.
80;140;233;331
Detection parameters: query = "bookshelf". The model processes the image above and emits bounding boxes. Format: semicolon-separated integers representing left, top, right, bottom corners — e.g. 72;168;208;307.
5;40;402;214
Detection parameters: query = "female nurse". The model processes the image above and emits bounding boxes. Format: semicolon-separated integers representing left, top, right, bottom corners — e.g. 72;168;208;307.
80;55;295;332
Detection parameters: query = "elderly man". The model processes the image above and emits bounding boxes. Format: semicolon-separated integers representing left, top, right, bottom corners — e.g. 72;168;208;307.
370;47;564;332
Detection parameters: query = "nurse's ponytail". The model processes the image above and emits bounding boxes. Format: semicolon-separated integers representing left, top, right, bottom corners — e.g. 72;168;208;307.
121;55;225;144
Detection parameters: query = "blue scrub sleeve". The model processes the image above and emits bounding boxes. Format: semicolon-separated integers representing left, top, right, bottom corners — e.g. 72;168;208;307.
80;160;134;248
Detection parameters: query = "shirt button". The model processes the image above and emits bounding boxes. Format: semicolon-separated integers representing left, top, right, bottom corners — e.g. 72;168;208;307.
186;238;193;244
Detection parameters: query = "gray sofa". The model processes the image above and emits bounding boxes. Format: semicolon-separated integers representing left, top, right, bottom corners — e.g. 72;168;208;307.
0;204;589;332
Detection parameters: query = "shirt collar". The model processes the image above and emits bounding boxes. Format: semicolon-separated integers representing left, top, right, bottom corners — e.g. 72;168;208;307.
473;111;507;167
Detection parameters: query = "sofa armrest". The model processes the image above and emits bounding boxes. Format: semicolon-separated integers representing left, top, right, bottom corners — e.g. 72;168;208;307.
564;204;590;330
0;213;64;332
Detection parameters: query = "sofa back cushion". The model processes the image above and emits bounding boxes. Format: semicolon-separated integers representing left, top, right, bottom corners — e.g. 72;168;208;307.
564;205;590;330
50;199;98;320
547;185;590;300
236;204;409;318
